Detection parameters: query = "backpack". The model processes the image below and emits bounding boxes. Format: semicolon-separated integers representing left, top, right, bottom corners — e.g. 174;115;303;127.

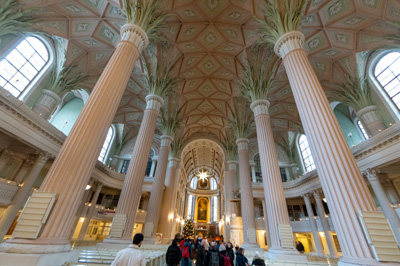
182;246;190;259
220;254;231;266
210;251;219;266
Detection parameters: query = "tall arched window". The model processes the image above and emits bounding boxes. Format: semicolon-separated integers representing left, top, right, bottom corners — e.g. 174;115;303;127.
187;195;195;219
375;52;400;110
0;36;50;98
190;177;198;189
299;135;316;173
211;196;218;222
98;127;114;163
357;120;369;140
210;177;217;190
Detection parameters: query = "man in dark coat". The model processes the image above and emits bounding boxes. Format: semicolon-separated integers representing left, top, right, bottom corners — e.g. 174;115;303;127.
166;240;181;266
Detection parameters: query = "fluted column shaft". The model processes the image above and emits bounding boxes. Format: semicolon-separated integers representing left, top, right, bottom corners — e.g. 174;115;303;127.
13;160;31;184
78;183;103;240
261;199;271;247
303;194;323;256
68;180;93;240
10;25;149;246
114;95;164;240
0;150;10;173
224;161;237;218
250;100;292;250
356;106;386;136
0;152;49;240
236;138;258;246
143;135;173;238
364;169;400;244
275;31;377;264
313;191;338;258
158;158;181;240
224;161;237;241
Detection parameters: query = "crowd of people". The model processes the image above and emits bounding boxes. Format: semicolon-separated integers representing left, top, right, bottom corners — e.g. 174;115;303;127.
166;234;265;266
110;233;266;266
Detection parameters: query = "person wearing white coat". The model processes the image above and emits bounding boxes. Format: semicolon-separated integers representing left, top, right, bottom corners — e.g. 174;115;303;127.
111;233;146;266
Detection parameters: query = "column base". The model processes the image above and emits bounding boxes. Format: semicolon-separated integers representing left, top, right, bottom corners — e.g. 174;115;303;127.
0;249;80;266
265;247;306;262
338;256;385;266
240;242;261;250
97;237;131;250
142;236;159;245
0;239;71;254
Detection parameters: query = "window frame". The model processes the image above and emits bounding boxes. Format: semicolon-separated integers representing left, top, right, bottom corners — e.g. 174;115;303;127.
98;126;115;164
298;134;316;173
356;119;369;140
0;35;54;101
369;50;400;122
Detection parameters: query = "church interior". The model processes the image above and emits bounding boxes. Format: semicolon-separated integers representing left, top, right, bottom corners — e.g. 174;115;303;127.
0;0;400;265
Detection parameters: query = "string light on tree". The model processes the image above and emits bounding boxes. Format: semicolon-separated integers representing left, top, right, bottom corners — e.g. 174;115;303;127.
183;219;194;237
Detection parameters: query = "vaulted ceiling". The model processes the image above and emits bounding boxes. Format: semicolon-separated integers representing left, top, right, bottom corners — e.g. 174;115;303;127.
22;0;400;144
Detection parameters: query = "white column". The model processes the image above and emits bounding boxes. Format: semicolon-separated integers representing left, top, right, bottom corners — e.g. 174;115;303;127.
261;199;271;248
250;99;295;253
276;31;378;265
0;150;10;174
363;169;400;244
13;160;32;184
302;193;323;256
381;177;400;204
78;182;103;240
313;190;338;258
235;138;259;247
0;152;50;241
143;135;173;239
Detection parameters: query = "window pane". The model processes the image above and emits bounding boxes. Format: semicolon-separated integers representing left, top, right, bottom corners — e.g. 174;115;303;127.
0;36;49;98
375;52;400;112
98;127;114;163
299;135;316;173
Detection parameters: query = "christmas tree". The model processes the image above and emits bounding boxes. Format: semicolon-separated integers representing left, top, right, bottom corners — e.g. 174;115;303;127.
183;219;194;237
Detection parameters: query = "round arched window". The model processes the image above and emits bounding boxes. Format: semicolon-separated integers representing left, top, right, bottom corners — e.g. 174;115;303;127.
0;36;50;98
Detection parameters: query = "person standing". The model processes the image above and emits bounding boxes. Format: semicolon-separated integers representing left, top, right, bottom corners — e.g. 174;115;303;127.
225;242;235;266
250;252;265;266
235;248;248;266
111;233;146;266
219;245;232;266
166;239;181;266
182;238;193;266
197;239;207;266
205;241;219;266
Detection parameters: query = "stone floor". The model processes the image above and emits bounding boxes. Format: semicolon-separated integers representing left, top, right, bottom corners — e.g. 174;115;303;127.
63;241;339;266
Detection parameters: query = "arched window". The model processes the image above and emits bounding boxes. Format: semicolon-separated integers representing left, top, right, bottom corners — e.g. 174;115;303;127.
211;196;218;222
357;120;369;140
210;177;217;190
253;154;262;182
98;127;114;163
374;52;400;110
298;135;316;173
187;195;195;219
0;36;50;98
190;177;198;189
